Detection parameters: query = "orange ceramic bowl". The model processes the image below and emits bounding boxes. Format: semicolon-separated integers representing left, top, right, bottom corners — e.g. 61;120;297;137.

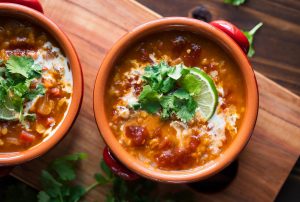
0;3;83;168
94;17;258;183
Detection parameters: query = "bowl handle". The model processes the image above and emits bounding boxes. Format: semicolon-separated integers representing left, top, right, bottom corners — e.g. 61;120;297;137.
210;20;249;54
103;146;140;181
0;0;43;13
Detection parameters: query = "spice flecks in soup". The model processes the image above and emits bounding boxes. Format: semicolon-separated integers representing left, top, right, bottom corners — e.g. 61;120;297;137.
106;31;245;170
0;18;72;152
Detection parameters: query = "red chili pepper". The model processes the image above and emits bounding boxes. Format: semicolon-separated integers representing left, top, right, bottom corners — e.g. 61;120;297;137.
19;130;36;144
210;20;249;54
103;146;140;181
0;0;43;13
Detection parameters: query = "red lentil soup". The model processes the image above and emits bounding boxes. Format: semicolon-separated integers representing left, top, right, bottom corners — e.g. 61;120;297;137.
106;30;245;170
0;18;72;152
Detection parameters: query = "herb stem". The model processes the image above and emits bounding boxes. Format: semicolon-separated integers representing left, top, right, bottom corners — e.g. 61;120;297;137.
249;22;263;35
85;181;100;194
59;192;64;202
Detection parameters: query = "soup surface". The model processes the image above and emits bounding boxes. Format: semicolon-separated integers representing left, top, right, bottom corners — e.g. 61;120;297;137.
0;18;72;152
106;30;245;170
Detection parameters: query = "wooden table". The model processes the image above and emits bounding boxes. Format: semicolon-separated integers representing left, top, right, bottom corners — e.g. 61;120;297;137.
10;0;300;201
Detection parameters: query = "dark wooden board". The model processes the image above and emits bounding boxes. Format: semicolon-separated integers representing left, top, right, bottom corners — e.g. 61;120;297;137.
138;0;300;96
9;0;300;201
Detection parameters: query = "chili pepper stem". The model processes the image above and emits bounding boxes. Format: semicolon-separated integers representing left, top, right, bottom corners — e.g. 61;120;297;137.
249;22;263;35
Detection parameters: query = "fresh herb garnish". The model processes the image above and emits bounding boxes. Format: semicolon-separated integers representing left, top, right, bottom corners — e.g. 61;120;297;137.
242;22;263;57
37;153;89;202
224;0;246;6
0;55;45;122
136;61;201;122
36;152;195;202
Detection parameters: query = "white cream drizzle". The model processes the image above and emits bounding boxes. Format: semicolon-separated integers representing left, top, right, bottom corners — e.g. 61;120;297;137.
25;41;73;137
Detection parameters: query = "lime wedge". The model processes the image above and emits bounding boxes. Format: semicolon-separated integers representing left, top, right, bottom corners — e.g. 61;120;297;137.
190;68;218;121
0;97;19;121
0;105;19;121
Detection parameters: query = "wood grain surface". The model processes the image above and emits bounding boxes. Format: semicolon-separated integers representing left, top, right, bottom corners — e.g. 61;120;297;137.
138;0;300;96
10;0;300;201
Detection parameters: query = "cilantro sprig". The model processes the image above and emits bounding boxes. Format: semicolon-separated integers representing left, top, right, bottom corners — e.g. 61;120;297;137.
37;153;91;202
36;152;195;202
0;55;45;122
136;61;201;122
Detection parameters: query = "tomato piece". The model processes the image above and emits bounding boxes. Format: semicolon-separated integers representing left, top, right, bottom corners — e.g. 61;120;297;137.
49;88;61;97
125;126;148;146
19;131;36;144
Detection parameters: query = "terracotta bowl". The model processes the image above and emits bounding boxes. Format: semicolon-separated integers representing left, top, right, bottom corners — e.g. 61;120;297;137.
0;3;83;170
94;17;258;183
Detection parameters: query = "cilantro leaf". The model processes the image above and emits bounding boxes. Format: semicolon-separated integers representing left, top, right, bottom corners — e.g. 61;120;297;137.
13;82;29;97
67;185;86;202
37;191;51;202
101;159;113;179
40;170;63;198
224;0;246;6
139;85;161;113
161;77;175;93
167;64;183;80
34;153;196;202
6;56;35;78
173;89;190;99
160;95;175;109
176;97;197;122
49;152;87;181
160;95;175;119
137;61;202;122
94;173;110;184
243;22;263;57
25;84;45;101
0;55;45;122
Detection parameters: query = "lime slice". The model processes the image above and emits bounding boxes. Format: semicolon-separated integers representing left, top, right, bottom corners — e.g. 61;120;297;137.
0;97;19;121
0;105;19;121
190;68;218;121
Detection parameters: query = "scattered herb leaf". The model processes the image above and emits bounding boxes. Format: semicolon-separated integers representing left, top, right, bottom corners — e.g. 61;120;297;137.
34;152;195;202
224;0;246;6
49;152;87;181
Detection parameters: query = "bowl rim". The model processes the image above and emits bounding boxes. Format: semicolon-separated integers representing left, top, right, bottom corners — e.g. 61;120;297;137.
94;17;259;183
0;3;83;165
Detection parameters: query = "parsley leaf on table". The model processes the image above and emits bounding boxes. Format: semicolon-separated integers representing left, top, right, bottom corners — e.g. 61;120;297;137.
242;22;263;57
224;0;246;6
